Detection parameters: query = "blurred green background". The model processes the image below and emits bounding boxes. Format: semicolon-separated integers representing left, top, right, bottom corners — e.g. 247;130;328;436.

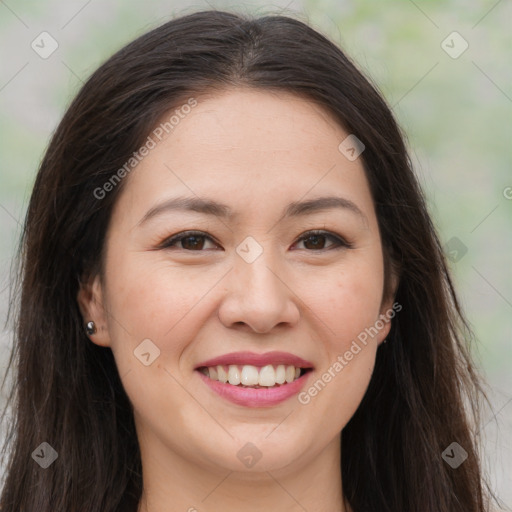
0;0;510;507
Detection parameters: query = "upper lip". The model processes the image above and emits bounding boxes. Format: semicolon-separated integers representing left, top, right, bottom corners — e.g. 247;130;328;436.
195;351;314;369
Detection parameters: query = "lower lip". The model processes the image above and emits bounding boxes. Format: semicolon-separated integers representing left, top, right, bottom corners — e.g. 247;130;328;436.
196;370;311;407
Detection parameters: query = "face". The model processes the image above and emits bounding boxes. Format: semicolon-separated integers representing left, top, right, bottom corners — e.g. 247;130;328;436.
78;88;396;479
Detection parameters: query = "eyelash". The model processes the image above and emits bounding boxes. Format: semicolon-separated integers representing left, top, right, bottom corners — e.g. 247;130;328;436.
159;229;353;252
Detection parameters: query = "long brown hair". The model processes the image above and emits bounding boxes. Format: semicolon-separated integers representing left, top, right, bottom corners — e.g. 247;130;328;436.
0;9;499;512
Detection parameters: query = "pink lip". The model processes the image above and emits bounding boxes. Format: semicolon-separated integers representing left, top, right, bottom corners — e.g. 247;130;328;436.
194;351;314;369
196;370;312;407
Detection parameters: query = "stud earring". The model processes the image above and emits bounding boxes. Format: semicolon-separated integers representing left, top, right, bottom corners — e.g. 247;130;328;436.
85;321;96;336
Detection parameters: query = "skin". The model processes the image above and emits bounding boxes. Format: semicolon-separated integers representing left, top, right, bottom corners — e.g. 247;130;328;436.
78;88;397;512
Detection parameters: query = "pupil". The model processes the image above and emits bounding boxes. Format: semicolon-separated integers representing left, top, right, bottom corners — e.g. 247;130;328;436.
306;234;324;249
183;236;203;250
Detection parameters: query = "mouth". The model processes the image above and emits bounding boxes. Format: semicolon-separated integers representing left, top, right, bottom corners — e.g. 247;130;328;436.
194;351;314;407
196;364;313;388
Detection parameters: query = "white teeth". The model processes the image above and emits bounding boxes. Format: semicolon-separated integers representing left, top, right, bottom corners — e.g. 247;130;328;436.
217;365;228;383
285;365;295;383
228;365;241;385
241;365;259;386
275;365;286;384
258;365;276;386
202;363;306;387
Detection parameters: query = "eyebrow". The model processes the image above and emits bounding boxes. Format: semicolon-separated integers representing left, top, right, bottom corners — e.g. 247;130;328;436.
137;195;368;227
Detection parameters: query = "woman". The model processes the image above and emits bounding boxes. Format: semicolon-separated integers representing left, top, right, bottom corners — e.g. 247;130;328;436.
0;9;498;512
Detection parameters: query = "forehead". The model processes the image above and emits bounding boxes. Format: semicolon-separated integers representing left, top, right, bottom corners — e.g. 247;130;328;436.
111;88;376;228
170;88;344;151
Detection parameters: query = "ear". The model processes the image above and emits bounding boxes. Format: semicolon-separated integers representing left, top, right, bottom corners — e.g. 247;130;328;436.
77;273;111;347
376;267;400;345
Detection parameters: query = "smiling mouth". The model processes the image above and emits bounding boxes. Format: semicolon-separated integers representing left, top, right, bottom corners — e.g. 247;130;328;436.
197;364;313;388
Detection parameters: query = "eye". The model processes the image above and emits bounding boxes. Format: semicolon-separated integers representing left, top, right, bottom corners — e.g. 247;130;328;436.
160;231;220;251
293;230;352;251
159;229;351;252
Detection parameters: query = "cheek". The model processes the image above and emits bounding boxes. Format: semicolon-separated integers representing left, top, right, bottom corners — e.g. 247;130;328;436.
304;258;385;348
104;255;210;363
293;257;383;427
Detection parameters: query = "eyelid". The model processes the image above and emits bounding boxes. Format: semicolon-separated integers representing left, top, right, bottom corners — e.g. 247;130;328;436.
159;229;353;251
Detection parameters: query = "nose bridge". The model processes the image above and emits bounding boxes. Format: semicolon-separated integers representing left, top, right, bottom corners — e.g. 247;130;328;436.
217;240;300;332
234;233;282;291
237;248;282;300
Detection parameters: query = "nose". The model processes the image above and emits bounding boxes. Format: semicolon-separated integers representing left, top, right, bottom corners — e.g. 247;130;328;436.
217;252;300;334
